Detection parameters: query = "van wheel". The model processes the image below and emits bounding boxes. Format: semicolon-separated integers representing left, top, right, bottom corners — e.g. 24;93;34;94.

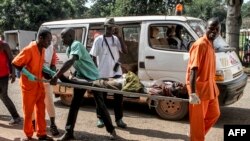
60;95;72;106
155;100;188;120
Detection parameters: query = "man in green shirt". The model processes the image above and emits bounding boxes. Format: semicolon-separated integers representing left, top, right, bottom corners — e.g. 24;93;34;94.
50;28;116;140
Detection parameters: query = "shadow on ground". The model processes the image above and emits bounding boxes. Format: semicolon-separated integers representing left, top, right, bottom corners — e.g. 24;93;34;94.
215;106;250;128
54;97;157;119
0;115;23;130
119;126;189;141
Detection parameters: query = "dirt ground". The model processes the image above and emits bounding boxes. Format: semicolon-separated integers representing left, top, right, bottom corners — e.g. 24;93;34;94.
0;79;250;141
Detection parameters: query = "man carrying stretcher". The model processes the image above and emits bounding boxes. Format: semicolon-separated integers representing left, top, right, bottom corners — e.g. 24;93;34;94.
49;27;117;140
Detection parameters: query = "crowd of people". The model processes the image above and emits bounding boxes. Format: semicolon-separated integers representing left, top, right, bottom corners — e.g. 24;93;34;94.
0;17;221;141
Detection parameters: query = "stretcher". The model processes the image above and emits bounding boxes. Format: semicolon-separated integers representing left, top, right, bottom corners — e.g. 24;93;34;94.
42;79;189;120
43;79;189;105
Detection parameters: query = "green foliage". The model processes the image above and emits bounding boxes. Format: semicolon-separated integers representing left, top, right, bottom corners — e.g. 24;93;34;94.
0;0;87;33
185;0;226;21
242;1;250;18
0;0;248;34
84;0;113;18
86;0;169;17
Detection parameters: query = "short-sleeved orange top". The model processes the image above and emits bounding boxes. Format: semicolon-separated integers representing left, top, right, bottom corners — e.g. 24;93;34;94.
12;41;45;94
176;4;183;12
186;35;219;100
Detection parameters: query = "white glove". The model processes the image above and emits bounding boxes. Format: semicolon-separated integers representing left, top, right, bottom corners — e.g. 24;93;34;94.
189;93;201;104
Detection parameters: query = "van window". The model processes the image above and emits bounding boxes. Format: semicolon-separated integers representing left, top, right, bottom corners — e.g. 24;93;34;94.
188;20;206;38
86;24;140;51
5;33;19;55
148;24;194;51
49;28;85;53
86;28;104;50
86;24;140;74
120;26;140;73
123;27;140;42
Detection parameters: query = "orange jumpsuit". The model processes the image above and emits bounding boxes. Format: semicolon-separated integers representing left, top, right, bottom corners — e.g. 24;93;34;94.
186;35;220;141
12;41;46;138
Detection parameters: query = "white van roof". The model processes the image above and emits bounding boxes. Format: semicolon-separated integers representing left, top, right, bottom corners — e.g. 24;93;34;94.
41;16;201;26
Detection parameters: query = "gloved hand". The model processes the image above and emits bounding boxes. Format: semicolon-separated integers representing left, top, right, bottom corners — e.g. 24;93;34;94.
43;66;56;77
50;65;57;72
189;93;201;104
22;68;36;81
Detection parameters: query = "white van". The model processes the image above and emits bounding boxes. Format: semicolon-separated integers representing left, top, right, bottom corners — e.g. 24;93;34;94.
4;30;37;55
4;30;37;77
39;16;248;120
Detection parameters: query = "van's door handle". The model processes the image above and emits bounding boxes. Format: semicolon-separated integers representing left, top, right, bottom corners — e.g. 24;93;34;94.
146;56;155;59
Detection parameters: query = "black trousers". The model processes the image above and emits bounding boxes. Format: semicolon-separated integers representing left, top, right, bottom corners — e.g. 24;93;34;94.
64;87;114;134
96;75;123;122
0;76;20;119
97;93;123;122
58;74;114;133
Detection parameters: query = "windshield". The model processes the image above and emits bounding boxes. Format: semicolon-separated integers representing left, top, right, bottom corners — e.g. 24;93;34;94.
213;35;229;49
188;20;206;38
188;20;231;51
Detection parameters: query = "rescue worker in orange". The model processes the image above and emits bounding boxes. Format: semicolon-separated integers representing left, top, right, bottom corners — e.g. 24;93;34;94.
186;17;221;141
12;28;55;141
175;1;183;16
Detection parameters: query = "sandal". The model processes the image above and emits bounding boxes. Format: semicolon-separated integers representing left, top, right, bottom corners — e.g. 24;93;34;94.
50;124;59;136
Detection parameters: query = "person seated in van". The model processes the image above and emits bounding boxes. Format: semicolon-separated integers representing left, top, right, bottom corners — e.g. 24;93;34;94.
175;25;189;50
149;27;168;47
166;26;181;49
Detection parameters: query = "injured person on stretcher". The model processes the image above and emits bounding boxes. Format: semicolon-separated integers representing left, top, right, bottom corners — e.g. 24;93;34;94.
44;71;188;99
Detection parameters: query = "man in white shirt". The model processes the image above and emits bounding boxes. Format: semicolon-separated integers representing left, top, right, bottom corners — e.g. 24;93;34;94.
90;17;128;128
44;45;59;136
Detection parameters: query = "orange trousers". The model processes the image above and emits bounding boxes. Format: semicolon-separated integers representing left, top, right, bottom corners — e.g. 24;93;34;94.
22;88;46;138
189;97;220;141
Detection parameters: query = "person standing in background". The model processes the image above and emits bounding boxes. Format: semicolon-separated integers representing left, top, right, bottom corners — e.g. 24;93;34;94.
0;35;21;125
186;17;221;141
31;44;59;136
175;1;183;16
43;44;59;136
90;17;128;129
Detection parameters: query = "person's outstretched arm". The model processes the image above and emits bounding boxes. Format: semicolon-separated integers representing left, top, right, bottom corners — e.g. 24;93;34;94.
50;54;78;85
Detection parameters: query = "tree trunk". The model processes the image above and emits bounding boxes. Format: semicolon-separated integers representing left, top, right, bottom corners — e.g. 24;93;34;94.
226;0;243;56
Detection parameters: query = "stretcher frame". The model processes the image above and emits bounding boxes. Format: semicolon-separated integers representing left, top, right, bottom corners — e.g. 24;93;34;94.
43;80;189;107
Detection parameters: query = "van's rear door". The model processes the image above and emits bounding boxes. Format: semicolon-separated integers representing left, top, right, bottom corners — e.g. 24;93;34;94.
39;23;89;72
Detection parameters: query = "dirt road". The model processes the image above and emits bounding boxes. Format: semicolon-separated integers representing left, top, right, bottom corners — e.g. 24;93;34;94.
0;79;250;141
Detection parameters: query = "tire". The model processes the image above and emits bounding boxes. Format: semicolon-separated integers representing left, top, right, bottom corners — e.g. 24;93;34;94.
60;95;73;106
155;100;188;120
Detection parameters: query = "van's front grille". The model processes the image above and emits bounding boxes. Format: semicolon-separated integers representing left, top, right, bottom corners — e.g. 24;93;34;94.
233;71;243;78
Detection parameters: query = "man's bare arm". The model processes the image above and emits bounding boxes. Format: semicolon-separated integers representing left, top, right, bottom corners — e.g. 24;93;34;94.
54;55;78;78
190;67;197;93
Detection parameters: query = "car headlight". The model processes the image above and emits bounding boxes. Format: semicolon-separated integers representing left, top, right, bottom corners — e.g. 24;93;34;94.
215;70;224;81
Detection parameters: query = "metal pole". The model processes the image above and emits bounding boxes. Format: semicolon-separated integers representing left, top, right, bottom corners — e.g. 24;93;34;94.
42;79;189;102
